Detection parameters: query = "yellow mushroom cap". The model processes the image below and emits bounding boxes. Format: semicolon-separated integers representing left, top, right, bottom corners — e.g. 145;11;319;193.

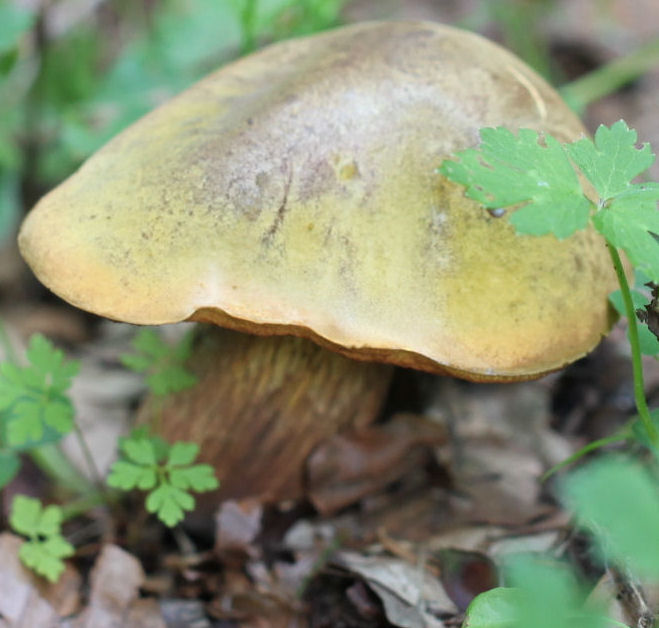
19;21;618;380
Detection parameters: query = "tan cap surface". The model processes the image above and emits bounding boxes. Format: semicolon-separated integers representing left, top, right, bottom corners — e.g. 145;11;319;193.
19;21;618;380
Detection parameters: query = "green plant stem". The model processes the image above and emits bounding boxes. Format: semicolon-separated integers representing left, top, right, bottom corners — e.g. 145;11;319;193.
30;443;95;496
541;431;629;482
72;422;103;486
608;244;659;447
240;0;258;54
560;37;659;112
59;490;109;521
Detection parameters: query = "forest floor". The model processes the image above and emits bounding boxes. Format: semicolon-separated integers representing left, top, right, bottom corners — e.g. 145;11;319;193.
0;1;658;626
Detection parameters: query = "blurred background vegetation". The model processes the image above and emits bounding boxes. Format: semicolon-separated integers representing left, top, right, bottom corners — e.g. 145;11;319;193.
1;0;658;249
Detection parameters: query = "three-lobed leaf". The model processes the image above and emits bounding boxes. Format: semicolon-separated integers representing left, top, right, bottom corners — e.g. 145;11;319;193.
10;496;74;583
108;430;219;527
440;120;659;284
0;334;78;448
439;126;592;238
145;483;195;527
19;537;74;583
566;121;655;199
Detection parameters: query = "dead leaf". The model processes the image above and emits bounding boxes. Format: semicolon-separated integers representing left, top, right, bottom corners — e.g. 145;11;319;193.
74;544;163;628
433;548;498;612
307;413;447;514
215;499;263;554
159;599;210;628
333;550;456;627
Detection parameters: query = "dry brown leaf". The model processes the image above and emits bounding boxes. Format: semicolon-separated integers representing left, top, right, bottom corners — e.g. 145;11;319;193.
215;499;263;554
333;550;454;628
446;437;553;526
74;544;163;628
307;413;447;514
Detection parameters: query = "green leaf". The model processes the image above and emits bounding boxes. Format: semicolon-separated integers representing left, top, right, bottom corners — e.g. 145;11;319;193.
6;399;46;446
42;396;74;434
122;426;170;462
131;329;169;359
145;482;195;527
463;587;524;627
592;184;659;283
0;449;19;488
119;352;152;373
439;126;592;239
107;460;157;491
36;504;65;537
566;121;655;199
1;412;65;451
109;428;217;526
122;437;157;466
121;328;197;397
169;464;219;492
10;496;73;583
167;441;199;467
146;366;198;396
0;365;23;408
19;537;74;583
466;555;607;628
10;495;43;537
561;456;659;578
0;334;79;448
464;556;611;628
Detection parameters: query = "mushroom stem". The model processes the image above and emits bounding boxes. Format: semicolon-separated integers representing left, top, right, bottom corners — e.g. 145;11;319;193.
137;325;393;502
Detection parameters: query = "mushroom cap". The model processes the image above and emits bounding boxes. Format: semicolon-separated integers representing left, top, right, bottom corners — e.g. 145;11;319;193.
19;21;618;380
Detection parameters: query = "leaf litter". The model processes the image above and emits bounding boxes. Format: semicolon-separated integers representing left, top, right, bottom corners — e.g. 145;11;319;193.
3;2;659;626
0;307;655;626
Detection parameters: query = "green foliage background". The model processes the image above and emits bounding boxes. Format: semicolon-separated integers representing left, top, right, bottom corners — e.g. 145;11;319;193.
0;0;347;245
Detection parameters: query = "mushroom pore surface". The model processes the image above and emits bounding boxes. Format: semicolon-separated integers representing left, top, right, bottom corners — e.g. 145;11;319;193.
18;21;618;380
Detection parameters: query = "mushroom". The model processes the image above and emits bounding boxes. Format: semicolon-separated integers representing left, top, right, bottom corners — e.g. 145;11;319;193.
19;21;618;502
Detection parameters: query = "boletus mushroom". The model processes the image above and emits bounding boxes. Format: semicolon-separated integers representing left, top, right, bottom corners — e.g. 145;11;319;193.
19;21;618;503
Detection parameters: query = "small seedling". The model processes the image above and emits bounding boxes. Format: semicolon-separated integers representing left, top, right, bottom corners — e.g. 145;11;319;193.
440;121;659;627
440;120;659;448
0;333;79;448
107;428;219;527
0;333;79;489
120;328;197;396
115;328;217;526
9;495;74;582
